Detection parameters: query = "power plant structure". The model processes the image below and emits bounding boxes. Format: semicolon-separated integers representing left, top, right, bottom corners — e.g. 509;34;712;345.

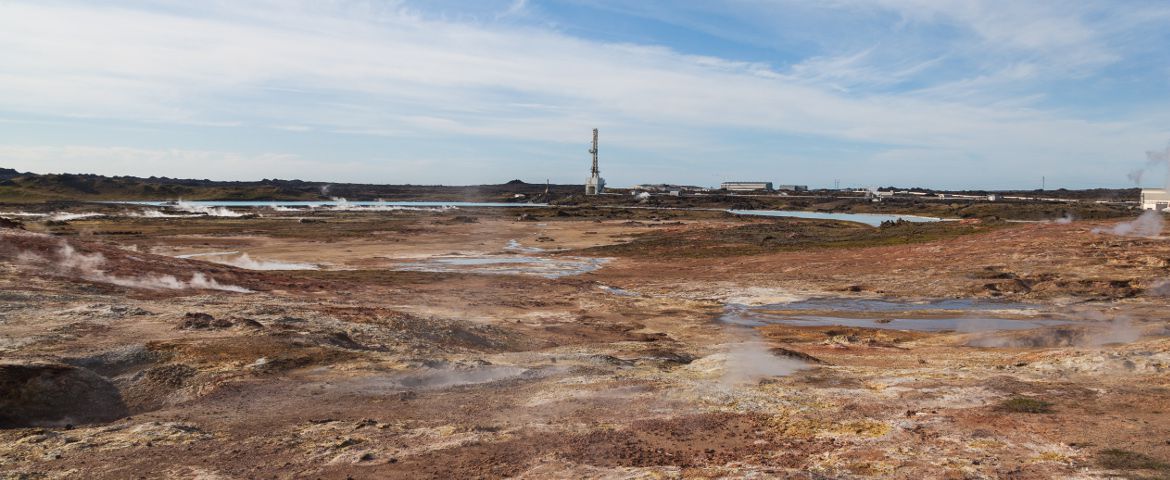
585;128;605;195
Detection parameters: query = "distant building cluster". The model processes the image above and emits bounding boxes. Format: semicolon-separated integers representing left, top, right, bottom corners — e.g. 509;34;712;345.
718;182;808;192
720;181;773;192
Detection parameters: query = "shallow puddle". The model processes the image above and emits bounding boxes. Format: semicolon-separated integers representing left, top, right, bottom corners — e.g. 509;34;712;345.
723;313;1071;332
749;297;1039;313
393;255;608;278
721;297;1069;332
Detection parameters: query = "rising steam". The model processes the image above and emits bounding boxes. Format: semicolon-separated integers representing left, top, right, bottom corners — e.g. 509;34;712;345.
22;244;250;292
1095;144;1170;238
172;201;245;217
1127;144;1170;187
189;251;315;270
721;342;809;385
1092;210;1165;238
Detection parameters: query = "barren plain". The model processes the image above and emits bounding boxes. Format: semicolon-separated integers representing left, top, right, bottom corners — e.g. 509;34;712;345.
2;203;1169;479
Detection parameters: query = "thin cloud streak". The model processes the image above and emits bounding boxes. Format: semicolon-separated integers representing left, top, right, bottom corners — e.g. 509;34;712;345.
0;1;1167;187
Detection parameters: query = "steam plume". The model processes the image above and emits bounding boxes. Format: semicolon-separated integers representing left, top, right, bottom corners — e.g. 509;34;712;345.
721;342;808;385
24;243;250;293
172;201;245;217
1128;144;1170;188
201;252;318;271
1092;210;1164;238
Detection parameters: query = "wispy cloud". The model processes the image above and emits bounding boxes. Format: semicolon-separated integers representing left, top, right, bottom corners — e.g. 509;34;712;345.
0;0;1167;188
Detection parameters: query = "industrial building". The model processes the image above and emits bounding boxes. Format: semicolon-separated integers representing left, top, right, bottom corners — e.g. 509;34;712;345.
585;128;605;195
721;181;773;192
1143;188;1169;211
776;185;808;192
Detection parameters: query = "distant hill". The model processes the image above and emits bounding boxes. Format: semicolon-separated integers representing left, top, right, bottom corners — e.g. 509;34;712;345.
0;168;580;203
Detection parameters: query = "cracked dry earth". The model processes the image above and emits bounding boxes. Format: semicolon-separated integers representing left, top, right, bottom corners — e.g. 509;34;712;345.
1;209;1169;479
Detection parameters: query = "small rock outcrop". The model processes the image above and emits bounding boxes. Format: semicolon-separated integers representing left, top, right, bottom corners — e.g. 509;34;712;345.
0;362;129;428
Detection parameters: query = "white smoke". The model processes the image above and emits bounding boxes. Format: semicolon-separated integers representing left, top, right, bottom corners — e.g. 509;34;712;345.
967;309;1141;348
0;212;102;221
26;243;251;292
1092;210;1164;238
325;197;453;212
202;253;318;271
721;342;809;385
1053;213;1074;224
172;201;245;217
130;209;202;218
47;212;104;221
1128;144;1170;188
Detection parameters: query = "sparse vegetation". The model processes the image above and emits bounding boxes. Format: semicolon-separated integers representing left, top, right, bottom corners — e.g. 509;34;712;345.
997;397;1055;414
1098;448;1170;473
580;217;1002;258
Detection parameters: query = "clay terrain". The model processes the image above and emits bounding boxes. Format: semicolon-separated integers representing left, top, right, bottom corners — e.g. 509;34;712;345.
2;202;1170;479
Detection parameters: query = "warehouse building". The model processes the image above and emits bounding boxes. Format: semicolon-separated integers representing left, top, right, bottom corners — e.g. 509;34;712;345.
1142;188;1170;211
721;181;773;192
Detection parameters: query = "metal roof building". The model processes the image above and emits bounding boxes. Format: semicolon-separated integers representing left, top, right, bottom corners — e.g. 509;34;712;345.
721;181;773;192
1142;188;1169;211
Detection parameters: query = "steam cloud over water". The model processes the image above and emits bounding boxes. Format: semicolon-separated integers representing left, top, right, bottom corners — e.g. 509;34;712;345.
967;309;1141;348
131;209;202;218
21;243;250;292
173;201;245;217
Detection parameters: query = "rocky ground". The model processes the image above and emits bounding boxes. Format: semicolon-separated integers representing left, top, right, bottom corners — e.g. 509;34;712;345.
1;205;1168;479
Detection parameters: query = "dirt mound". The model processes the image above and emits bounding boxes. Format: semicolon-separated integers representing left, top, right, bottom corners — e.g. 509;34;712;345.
0;362;129;428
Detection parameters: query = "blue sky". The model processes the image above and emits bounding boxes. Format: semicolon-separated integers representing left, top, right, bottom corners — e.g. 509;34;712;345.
1;0;1169;189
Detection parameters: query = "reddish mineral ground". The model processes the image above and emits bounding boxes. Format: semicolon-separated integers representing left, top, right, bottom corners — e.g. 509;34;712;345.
2;201;1168;479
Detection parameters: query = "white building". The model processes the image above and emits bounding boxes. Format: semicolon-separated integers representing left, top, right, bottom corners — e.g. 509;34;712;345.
1142;188;1169;211
721;181;773;192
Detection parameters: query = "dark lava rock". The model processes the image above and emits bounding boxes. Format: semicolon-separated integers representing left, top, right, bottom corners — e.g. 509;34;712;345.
0;362;129;428
179;312;231;329
0;217;24;230
233;317;265;329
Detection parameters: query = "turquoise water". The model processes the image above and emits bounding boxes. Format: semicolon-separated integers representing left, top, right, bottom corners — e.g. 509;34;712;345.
109;200;941;225
729;209;941;227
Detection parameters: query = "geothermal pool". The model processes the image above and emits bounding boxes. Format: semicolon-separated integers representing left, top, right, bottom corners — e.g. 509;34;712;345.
721;297;1070;332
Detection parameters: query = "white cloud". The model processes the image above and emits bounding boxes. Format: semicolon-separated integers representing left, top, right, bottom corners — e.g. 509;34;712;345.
0;1;1166;187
